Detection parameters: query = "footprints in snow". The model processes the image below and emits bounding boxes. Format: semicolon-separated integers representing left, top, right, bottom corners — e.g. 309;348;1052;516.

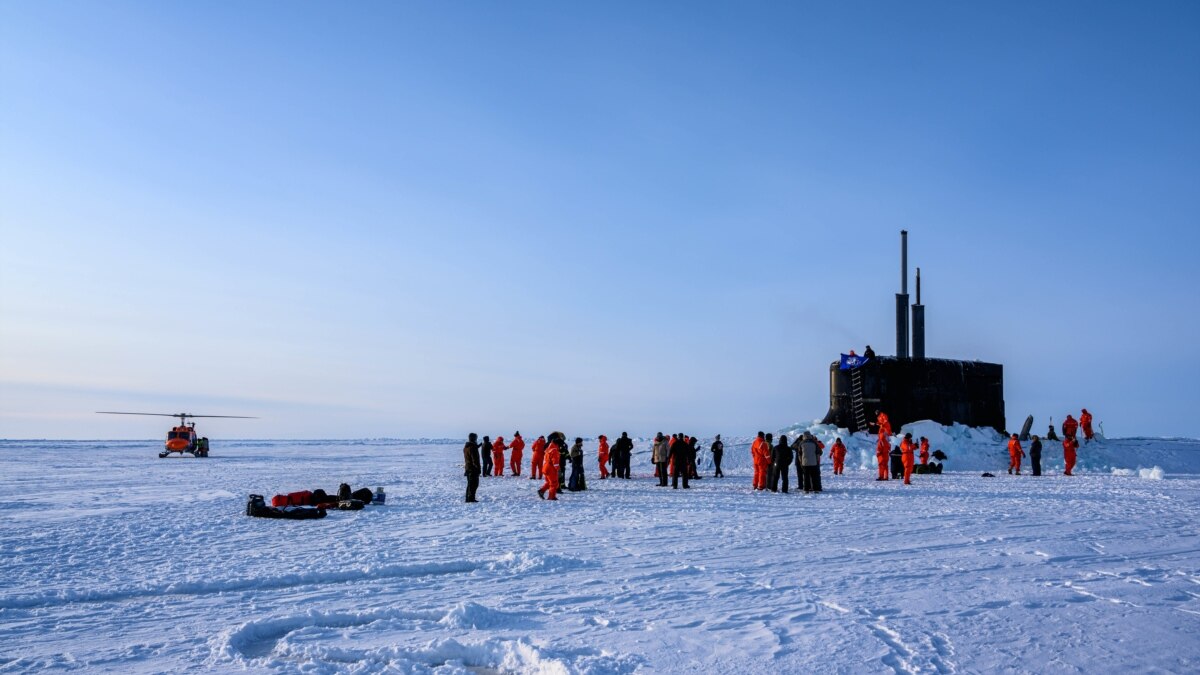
220;603;644;673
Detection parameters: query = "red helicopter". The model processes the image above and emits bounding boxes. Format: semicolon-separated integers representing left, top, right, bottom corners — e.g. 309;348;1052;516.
96;412;256;458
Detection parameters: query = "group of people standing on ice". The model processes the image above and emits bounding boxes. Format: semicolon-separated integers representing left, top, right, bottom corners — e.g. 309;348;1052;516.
873;410;926;482
460;407;1099;501
1005;408;1095;476
749;431;837;493
649;432;726;489
464;429;724;502
472;433;526;478
463;431;637;502
871;412;930;485
463;424;889;503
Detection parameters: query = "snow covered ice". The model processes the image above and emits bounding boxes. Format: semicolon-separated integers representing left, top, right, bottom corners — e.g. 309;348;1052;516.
2;426;1200;673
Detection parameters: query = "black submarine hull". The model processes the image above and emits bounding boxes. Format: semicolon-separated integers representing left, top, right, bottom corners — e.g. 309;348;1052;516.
821;356;1005;434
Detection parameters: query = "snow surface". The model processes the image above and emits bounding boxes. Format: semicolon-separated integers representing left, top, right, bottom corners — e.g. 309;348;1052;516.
2;425;1200;673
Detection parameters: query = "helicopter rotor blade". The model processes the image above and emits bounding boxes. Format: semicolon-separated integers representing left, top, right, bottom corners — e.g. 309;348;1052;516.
96;412;182;417
96;412;258;419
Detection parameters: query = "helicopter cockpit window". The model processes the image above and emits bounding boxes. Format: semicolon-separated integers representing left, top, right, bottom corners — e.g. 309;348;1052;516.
167;432;180;440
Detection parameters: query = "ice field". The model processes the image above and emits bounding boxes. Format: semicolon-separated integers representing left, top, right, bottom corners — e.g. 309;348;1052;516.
2;426;1199;673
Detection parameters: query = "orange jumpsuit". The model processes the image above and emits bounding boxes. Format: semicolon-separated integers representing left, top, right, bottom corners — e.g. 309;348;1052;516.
540;442;560;500
509;435;525;476
1062;416;1078;441
668;436;677;477
919;438;930;465
877;412;892;439
492;437;506;476
751;437;768;489
530;437;546;480
1080;410;1094;441
1063;437;1079;475
1007;438;1025;474
875;435;890;480
900;438;917;484
597;436;610;478
831;439;847;475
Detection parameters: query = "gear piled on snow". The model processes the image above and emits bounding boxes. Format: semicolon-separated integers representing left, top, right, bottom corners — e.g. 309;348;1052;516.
254;484;379;515
246;494;326;520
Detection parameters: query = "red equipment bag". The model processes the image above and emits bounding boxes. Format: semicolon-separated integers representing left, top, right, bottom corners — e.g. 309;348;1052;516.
271;491;313;507
286;490;313;506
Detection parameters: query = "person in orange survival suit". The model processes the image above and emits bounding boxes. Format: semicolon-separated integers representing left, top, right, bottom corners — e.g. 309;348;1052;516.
763;433;776;490
597;434;610;479
530;435;546;480
537;438;561;500
1080;409;1095;442
667;433;678;478
1063;436;1079;475
1007;434;1025;475
876;411;892;439
830;438;847;475
750;431;767;490
492;436;506;476
875;434;890;481
919;436;930;466
900;433;917;485
1062;414;1078;441
509;432;525;476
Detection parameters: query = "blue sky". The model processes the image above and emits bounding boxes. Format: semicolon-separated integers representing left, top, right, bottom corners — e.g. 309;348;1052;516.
2;1;1198;439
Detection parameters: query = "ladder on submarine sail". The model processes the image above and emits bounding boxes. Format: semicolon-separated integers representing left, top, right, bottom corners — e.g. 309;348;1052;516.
850;367;869;432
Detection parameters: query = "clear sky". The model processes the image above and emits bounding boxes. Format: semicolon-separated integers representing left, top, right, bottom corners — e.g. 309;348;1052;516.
2;1;1198;440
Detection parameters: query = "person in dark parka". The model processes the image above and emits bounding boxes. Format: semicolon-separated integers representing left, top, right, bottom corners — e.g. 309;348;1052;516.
610;433;623;478
764;433;776;490
652;433;669;486
790;435;805;487
772;434;793;493
463;433;481;502
890;444;904;480
1030;435;1043;476
559;441;568;486
799;432;823;493
568;437;585;491
710;435;724;477
767;434;782;492
670;434;690;489
687;437;701;480
480;436;494;477
613;432;634;479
